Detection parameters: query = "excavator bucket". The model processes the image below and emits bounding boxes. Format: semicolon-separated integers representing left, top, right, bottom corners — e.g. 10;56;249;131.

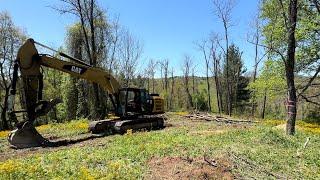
7;99;62;149
8;121;51;149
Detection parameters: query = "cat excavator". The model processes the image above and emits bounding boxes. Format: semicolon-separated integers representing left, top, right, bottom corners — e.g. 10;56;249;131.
7;38;165;149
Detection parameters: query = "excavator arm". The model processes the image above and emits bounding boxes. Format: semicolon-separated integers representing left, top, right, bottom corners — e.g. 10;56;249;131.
18;38;120;94
6;39;123;148
10;38;121;123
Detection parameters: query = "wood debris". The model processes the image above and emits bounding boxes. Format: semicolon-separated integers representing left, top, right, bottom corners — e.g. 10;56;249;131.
183;113;258;124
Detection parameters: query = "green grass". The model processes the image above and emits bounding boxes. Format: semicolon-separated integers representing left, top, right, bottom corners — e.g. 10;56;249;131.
0;114;319;179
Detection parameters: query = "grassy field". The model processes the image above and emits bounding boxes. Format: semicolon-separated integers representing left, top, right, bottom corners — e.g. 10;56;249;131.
0;113;319;179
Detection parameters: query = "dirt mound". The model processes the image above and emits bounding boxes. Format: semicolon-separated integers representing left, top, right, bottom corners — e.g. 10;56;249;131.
146;156;234;180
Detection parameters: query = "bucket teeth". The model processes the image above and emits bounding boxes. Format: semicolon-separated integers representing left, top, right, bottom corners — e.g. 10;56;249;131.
8;121;51;149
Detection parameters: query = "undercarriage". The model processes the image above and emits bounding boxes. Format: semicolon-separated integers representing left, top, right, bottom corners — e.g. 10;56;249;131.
8;115;166;149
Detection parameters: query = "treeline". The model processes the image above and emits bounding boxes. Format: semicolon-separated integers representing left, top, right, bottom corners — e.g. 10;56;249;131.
0;0;319;131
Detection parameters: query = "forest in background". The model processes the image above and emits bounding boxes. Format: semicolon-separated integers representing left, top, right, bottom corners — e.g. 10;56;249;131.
0;0;319;133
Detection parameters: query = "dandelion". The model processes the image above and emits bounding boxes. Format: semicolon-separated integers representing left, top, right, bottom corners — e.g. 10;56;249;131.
0;130;9;138
0;160;18;173
80;166;95;180
126;129;133;135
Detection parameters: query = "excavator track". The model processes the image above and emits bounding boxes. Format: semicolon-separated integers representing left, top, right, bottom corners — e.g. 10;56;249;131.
89;115;166;134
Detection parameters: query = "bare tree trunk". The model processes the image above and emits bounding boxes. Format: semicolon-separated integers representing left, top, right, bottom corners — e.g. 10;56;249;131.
183;56;194;109
162;59;169;109
213;52;222;114
224;23;232;116
192;69;195;94
262;89;267;119
234;64;241;113
185;76;193;109
285;0;298;135
197;40;212;111
212;0;234;116
1;88;10;129
214;76;221;114
147;77;150;92
152;74;155;93
251;22;260;117
170;68;175;110
206;69;212;112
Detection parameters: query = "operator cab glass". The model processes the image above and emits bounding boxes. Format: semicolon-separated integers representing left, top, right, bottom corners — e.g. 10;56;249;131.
119;88;149;116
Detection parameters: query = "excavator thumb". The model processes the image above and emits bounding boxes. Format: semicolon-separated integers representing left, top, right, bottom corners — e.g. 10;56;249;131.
8;121;52;149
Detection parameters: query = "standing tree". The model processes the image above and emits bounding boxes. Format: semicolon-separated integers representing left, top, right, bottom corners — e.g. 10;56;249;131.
65;23;83;120
146;59;157;93
182;55;194;109
283;0;298;135
248;59;286;119
210;36;223;114
0;12;26;130
160;59;169;109
196;40;212;111
104;16;121;74
222;44;248;113
247;10;265;117
212;0;236;115
55;0;108;119
119;29;143;87
169;67;175;110
261;0;309;134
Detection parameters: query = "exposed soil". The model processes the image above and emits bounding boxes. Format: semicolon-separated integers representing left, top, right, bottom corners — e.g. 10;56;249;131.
145;156;235;180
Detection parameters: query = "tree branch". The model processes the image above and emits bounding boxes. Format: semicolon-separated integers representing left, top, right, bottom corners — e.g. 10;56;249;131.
247;40;286;62
298;64;320;97
301;94;320;106
278;0;289;30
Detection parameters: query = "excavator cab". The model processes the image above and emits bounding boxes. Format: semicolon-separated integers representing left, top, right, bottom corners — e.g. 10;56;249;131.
118;88;164;117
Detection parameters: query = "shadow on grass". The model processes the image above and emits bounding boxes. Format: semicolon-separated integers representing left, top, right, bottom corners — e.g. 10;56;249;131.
46;126;166;148
48;134;108;147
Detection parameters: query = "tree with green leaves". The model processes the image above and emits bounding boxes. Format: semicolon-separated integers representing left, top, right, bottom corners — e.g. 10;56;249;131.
56;0;110;119
212;0;236;116
261;0;319;134
249;59;287;118
65;23;82;120
221;44;249;114
0;12;26;130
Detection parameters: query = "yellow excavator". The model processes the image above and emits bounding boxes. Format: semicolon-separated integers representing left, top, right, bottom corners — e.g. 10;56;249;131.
7;38;165;149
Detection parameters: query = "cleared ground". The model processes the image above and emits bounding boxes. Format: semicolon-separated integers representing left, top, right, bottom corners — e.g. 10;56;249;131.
0;113;319;179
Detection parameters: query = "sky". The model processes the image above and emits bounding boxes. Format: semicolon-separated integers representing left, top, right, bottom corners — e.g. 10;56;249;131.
0;0;261;76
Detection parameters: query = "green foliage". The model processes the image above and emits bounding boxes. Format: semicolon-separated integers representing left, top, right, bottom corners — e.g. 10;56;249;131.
42;68;68;123
304;107;320;124
249;59;286;100
261;0;320;72
65;77;79;120
221;44;250;113
0;12;27;130
193;89;208;111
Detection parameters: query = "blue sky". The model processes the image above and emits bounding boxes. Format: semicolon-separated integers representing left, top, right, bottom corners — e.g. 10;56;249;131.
0;0;261;76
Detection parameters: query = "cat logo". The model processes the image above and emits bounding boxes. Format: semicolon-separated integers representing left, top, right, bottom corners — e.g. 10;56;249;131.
71;66;82;74
62;65;87;74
